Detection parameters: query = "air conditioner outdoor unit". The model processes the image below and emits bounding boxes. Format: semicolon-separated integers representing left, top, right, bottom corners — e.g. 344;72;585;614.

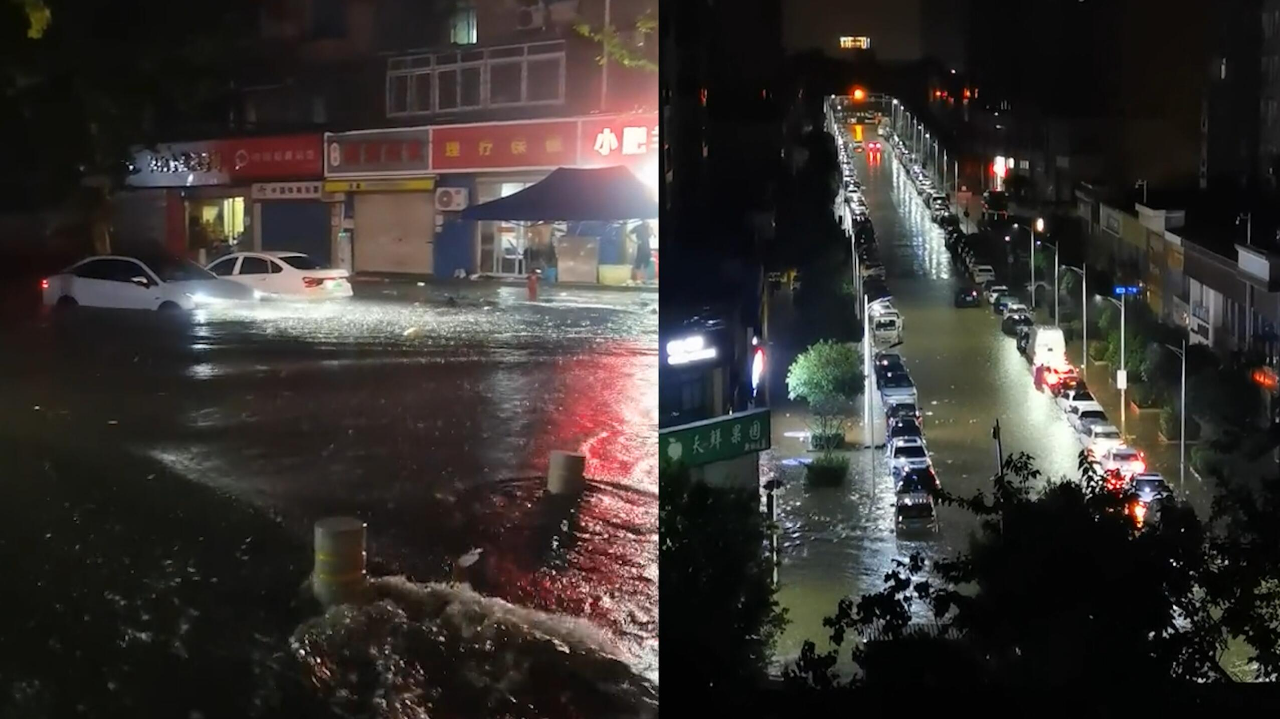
435;187;469;212
515;0;546;30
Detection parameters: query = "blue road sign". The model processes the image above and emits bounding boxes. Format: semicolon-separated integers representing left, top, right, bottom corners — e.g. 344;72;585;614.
1113;285;1140;296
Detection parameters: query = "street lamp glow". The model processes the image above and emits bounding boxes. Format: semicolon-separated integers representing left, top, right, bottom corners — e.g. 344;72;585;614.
1035;217;1045;233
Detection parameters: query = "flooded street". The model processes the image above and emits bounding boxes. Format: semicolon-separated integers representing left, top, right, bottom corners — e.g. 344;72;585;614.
765;135;1213;670
0;280;659;704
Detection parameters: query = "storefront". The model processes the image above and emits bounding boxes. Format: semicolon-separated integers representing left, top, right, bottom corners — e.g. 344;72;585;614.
323;113;659;282
252;181;332;264
123;134;324;261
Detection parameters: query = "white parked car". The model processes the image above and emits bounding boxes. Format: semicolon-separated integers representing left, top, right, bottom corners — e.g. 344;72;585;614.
1081;423;1124;455
1002;302;1029;318
887;437;931;472
42;254;256;312
1067;401;1109;431
206;251;352;299
984;285;1010;304
1095;446;1146;477
1057;387;1097;414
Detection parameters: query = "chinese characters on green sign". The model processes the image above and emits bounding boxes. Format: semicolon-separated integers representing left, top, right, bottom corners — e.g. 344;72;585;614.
660;408;772;469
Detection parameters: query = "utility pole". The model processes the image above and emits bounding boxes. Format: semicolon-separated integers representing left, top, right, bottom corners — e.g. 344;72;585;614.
600;0;612;110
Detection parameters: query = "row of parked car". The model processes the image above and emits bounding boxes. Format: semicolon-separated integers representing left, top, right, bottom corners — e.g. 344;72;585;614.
867;128;946;533
967;273;1179;524
41;251;353;312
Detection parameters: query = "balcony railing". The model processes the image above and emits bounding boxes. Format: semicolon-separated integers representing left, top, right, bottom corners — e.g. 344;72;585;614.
386;40;567;118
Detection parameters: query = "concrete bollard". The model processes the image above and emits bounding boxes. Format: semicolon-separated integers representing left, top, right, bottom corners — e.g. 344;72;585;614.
312;516;368;607
546;450;587;495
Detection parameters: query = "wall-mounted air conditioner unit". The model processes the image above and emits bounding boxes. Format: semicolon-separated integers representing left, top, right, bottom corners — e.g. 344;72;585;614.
435;187;469;212
515;0;547;31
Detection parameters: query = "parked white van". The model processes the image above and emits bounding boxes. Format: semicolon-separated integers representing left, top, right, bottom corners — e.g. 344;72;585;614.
873;312;903;344
971;265;996;283
1027;326;1067;369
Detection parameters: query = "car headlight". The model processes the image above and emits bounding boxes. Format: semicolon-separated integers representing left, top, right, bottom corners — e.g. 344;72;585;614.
185;292;223;306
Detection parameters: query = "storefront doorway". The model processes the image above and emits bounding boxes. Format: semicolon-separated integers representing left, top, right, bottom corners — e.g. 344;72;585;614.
187;196;247;258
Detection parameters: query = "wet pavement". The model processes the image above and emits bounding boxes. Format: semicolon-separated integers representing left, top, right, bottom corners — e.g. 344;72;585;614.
764;134;1213;670
0;281;659;686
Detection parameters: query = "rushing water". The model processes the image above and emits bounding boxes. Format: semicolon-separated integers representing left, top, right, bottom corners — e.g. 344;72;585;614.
0;283;658;715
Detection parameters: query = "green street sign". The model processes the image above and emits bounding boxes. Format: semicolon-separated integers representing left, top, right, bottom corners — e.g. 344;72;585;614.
660;408;771;469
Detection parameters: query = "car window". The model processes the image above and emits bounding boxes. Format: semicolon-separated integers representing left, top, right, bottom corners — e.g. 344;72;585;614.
897;446;927;458
238;257;271;275
1096;428;1121;439
268;259;285;274
73;259;111;280
208;257;239;276
1076;391;1095;402
136;256;216;282
93;259;151;283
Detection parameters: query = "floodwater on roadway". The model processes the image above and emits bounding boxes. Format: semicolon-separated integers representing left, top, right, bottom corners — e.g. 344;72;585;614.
0;282;660;693
767;135;1098;671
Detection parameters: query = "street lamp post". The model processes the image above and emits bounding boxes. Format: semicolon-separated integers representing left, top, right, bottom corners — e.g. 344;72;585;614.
1050;241;1060;326
1104;294;1128;439
1164;340;1188;487
1062;264;1086;369
864;294;872;448
1135;179;1148;205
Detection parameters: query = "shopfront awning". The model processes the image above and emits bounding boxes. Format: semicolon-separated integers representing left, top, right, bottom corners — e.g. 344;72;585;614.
461;166;658;222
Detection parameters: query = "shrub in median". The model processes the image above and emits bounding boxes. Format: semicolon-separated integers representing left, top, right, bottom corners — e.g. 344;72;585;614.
1129;381;1163;409
1159;405;1201;442
1088;339;1108;362
805;454;850;486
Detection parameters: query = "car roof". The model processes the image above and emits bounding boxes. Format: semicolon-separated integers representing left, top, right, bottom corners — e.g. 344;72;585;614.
1133;473;1166;482
1092;424;1121;434
1109;446;1141;456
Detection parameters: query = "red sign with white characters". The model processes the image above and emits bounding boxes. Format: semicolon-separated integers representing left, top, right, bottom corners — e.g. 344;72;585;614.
127;134;324;188
430;121;578;172
577;114;659;169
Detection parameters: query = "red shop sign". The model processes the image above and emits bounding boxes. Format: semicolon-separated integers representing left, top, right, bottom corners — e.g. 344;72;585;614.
217;135;323;181
430;120;578;172
577;114;659;169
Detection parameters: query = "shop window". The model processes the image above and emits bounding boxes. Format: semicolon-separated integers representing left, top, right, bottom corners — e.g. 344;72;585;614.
187;197;247;253
489;61;523;105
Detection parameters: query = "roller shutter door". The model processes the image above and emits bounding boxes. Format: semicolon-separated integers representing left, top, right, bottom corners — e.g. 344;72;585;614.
353;193;434;275
260;200;332;264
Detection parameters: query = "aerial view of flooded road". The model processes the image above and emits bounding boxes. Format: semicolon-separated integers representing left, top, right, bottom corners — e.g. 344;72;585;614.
0;281;657;716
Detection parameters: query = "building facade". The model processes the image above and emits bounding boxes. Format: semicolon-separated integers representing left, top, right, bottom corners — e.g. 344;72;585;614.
110;0;659;281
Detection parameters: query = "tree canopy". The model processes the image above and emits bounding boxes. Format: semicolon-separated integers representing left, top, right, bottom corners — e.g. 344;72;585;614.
788;452;1280;687
660;463;787;696
0;0;256;208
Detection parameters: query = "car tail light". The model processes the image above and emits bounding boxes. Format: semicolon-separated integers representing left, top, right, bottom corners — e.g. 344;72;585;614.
302;277;325;288
40;278;49;290
1133;501;1147;525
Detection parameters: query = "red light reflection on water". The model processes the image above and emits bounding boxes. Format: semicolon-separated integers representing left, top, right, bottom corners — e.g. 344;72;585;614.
464;343;657;669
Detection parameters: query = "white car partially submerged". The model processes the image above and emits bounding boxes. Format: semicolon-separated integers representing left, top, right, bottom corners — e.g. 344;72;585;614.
43;254;256;312
207;251;352;299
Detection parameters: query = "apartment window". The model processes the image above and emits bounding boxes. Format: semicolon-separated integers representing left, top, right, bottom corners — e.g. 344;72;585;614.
310;0;346;40
450;1;478;45
386;42;565;117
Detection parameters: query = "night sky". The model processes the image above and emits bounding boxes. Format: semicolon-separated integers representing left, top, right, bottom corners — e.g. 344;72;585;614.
783;0;924;60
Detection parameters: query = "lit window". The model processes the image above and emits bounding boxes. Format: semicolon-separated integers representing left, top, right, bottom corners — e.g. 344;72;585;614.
839;36;871;50
450;1;478;45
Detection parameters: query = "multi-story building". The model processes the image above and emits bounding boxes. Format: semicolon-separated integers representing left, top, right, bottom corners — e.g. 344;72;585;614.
660;0;782;429
1260;0;1280;185
111;0;659;283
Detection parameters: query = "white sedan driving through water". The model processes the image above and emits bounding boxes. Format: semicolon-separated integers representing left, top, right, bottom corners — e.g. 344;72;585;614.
42;254;257;311
206;251;352;299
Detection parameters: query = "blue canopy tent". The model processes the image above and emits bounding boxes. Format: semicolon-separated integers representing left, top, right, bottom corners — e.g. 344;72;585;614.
460;165;658;222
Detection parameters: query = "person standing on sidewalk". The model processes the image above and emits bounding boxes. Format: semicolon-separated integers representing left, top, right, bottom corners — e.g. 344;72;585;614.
632;221;653;282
